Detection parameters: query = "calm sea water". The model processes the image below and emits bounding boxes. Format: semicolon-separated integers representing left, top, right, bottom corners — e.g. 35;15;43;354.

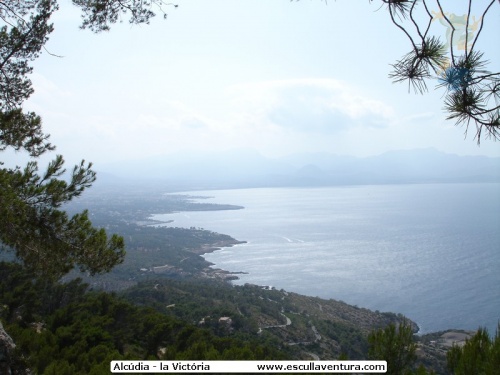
152;184;500;334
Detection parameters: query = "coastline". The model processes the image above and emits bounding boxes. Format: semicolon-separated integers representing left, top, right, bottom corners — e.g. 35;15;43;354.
190;239;247;256
195;235;424;330
145;190;492;343
192;235;482;373
194;238;249;281
192;234;481;340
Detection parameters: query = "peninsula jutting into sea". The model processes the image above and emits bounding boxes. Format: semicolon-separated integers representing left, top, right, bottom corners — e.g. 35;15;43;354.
37;175;494;373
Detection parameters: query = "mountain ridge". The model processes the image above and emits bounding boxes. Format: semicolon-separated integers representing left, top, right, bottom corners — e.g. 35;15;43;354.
96;148;500;190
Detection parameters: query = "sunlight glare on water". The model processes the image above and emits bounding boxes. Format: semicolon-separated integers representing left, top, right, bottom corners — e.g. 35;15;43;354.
152;184;500;333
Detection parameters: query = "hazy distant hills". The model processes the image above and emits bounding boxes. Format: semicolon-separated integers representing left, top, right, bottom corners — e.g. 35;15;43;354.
97;148;500;190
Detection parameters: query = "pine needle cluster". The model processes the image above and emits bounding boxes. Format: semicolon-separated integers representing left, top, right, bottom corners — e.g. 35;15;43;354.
374;0;500;143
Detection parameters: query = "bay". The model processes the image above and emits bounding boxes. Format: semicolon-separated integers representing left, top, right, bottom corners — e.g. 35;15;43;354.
152;183;500;334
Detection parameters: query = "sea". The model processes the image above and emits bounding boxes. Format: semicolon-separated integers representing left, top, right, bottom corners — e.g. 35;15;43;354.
152;183;500;334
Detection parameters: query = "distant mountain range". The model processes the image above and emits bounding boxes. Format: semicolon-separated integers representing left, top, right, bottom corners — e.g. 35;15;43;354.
97;148;500;190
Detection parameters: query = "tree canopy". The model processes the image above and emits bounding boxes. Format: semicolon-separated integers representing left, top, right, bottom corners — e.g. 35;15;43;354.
372;0;500;143
447;325;500;375
368;318;418;375
0;0;128;278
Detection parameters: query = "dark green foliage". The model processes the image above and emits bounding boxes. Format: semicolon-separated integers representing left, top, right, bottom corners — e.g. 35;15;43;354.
123;279;376;360
0;0;176;285
72;0;178;32
0;157;125;278
413;365;436;375
447;325;500;375
0;109;53;157
1;0;126;279
368;318;441;374
122;279;281;333
0;0;56;111
316;319;368;359
0;261;88;322
0;262;289;373
368;318;417;375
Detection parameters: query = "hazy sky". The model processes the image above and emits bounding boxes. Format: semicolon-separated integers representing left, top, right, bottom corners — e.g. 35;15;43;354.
12;0;500;167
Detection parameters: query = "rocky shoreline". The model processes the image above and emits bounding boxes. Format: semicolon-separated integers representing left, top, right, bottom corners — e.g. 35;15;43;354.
190;239;247;255
191;235;479;370
196;239;249;281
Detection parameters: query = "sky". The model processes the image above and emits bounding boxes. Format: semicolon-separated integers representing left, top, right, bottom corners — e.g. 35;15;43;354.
9;0;500;168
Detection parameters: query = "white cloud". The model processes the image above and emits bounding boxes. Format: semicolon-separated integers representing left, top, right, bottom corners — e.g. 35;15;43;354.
20;70;500;165
226;78;396;133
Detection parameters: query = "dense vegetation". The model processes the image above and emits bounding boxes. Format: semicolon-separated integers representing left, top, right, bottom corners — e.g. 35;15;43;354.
4;256;498;374
446;326;500;375
0;262;289;374
1;260;437;374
